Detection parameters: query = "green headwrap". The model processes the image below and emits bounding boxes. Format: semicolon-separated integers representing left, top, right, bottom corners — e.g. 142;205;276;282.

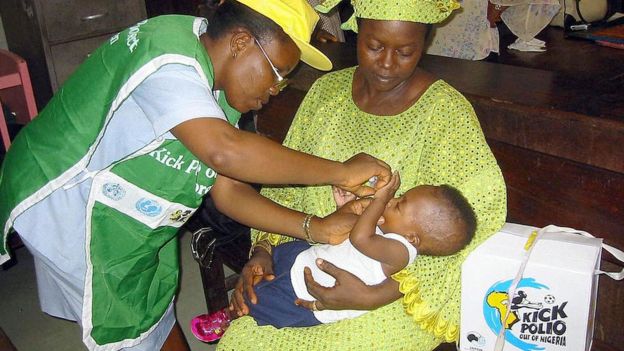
316;0;460;32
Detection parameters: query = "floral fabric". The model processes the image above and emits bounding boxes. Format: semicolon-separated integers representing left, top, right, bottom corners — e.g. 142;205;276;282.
427;0;560;60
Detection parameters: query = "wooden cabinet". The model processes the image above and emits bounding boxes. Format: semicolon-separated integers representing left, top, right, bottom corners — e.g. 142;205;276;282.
0;0;146;108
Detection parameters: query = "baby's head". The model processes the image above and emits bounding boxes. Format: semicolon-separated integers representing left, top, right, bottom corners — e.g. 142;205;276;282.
379;184;476;256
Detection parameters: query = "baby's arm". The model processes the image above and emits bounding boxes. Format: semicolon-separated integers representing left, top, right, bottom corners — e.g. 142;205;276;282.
349;172;409;276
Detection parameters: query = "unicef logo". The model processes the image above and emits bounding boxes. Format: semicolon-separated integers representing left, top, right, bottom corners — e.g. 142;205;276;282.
135;198;162;217
102;183;126;201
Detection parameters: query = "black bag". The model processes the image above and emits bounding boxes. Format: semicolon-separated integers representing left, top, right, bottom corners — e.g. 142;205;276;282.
184;192;251;247
183;112;256;268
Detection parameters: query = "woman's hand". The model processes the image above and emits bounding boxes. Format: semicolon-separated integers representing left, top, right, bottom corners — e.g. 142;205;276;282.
312;198;380;244
295;258;402;311
339;153;391;198
229;248;274;316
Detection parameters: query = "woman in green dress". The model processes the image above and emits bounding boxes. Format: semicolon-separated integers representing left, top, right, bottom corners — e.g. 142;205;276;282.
0;1;394;350
220;0;507;349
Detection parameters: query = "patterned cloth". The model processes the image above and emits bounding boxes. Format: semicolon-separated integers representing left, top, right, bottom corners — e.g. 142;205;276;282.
497;0;560;42
426;0;499;60
217;67;506;350
427;0;560;60
308;0;345;41
316;0;461;31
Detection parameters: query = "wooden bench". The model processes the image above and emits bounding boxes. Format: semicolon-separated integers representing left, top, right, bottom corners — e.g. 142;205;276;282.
198;28;624;350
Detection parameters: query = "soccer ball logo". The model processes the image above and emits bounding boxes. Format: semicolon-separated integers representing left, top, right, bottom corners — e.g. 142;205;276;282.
544;294;556;304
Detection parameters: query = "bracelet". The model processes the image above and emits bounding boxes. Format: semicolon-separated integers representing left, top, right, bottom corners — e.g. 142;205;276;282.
303;213;318;244
249;240;272;258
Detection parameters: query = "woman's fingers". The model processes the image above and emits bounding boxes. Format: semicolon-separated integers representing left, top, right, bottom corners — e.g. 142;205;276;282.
313;258;345;280
255;272;275;285
242;268;259;305
244;250;275;304
230;278;249;316
341;197;372;215
229;262;275;316
303;258;379;310
302;259;348;308
340;153;392;197
371;157;392;189
231;268;255;315
295;298;325;311
302;265;327;300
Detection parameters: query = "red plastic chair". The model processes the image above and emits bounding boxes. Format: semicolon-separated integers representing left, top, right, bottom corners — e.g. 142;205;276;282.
0;49;37;151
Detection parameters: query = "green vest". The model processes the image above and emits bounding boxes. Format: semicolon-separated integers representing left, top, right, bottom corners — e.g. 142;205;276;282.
0;15;240;349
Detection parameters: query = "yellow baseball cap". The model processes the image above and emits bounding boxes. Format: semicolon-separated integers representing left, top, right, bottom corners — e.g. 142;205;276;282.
235;0;333;71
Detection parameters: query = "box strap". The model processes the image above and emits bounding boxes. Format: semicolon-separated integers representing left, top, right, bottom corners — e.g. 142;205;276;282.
493;224;624;351
493;226;544;351
549;225;624;280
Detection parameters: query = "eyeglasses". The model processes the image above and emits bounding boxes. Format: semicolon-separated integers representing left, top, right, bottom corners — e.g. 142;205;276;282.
254;38;289;92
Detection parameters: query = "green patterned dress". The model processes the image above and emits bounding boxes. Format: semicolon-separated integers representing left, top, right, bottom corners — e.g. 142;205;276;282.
218;67;506;350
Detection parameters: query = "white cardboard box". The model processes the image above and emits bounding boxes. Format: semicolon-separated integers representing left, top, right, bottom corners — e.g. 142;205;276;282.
460;223;602;351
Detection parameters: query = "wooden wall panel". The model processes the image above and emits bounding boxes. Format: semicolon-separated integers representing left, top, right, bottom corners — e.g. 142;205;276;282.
489;140;624;252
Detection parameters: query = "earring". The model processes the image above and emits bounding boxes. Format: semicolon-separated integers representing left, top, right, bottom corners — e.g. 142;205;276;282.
232;52;237;59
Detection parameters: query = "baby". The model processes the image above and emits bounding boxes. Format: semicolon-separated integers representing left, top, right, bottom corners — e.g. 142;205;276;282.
191;173;476;340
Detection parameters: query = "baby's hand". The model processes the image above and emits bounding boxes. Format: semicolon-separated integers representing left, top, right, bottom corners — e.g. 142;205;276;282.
375;172;400;203
332;186;357;208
